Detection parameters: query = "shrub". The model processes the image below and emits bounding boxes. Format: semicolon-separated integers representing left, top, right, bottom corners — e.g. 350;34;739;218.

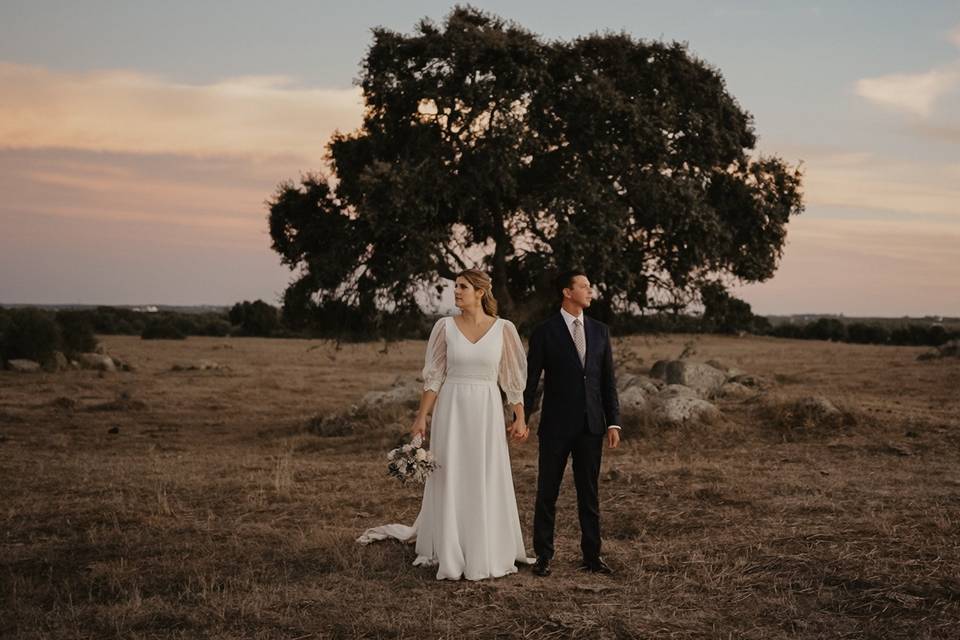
846;323;889;345
1;308;62;363
803;318;846;341
229;300;281;337
141;318;187;340
55;310;98;354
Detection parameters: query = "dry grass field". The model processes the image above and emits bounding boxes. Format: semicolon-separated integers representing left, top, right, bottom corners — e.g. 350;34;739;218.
1;332;958;639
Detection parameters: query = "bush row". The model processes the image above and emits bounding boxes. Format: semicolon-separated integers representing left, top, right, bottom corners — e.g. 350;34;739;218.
3;304;956;368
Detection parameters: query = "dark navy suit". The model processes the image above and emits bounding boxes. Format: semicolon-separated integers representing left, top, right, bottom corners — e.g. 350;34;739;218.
524;311;620;561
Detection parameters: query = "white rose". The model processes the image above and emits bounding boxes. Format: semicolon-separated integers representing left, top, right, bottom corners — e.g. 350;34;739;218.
402;444;413;454
415;448;427;461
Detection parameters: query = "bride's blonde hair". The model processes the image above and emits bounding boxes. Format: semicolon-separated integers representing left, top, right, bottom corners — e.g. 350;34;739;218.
457;269;498;317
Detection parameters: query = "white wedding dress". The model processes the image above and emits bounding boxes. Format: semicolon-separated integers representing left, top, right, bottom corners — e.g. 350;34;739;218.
357;316;534;580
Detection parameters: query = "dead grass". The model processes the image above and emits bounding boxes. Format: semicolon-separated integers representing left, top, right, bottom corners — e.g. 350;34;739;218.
1;333;958;638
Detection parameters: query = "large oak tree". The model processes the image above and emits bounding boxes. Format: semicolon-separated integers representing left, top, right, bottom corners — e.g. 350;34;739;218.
268;6;803;333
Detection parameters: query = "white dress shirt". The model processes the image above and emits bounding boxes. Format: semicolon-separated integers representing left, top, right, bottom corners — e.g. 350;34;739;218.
559;308;621;432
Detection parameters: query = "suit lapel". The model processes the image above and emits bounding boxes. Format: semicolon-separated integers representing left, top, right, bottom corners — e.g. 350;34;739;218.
583;315;593;368
554;312;585;372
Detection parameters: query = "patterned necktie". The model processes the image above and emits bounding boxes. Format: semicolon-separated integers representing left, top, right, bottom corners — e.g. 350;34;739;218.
573;318;586;366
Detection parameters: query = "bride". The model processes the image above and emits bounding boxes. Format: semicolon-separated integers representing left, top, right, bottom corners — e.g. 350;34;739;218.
357;269;533;580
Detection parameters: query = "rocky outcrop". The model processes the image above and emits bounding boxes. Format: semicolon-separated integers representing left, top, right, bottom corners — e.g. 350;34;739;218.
7;359;41;372
665;361;727;398
652;396;722;425
171;360;227;372
77;353;116;372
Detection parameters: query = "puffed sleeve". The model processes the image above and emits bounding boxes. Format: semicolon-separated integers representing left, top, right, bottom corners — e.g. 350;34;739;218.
498;319;527;405
422;318;447;393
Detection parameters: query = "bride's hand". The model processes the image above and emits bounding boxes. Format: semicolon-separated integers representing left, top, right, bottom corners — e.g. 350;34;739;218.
410;415;428;440
508;418;529;442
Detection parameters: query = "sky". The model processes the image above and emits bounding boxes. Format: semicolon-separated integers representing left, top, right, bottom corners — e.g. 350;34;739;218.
1;1;958;316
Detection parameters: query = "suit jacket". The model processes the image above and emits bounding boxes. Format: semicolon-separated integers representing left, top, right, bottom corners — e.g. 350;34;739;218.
524;312;620;439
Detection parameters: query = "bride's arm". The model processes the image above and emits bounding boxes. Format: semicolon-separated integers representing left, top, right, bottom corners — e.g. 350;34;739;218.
413;318;446;439
410;390;438;439
499;320;530;442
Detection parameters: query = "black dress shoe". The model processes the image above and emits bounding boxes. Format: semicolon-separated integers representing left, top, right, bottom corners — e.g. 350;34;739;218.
532;556;551;577
579;557;613;574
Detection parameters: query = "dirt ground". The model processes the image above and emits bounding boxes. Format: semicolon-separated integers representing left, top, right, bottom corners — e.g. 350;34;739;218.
1;333;958;639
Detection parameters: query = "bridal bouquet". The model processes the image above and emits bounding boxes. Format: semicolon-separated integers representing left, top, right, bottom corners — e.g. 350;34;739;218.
387;434;438;485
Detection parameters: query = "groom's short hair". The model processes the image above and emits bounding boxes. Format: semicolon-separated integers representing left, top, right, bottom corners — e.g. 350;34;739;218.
556;269;587;300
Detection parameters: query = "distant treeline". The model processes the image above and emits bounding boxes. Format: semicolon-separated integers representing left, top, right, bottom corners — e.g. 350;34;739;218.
2;303;957;367
614;314;959;347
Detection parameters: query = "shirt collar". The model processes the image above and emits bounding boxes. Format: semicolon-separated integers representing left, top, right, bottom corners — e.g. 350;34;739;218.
560;307;584;327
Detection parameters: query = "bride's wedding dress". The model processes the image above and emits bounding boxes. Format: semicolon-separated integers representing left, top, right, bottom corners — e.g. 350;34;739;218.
357;316;533;580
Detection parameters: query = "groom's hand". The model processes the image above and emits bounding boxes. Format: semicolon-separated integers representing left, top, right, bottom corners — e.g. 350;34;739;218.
606;427;620;449
508;418;529;443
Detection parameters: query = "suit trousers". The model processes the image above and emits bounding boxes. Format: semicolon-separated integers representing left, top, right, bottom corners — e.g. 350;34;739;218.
533;419;604;561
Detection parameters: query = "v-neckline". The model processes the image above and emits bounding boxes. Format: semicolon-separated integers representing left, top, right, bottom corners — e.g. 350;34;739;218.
451;316;499;345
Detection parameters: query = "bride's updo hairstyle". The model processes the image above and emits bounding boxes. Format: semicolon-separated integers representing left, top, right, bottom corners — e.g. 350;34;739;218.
457;269;498;317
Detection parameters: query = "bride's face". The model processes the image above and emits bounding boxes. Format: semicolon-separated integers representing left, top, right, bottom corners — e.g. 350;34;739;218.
453;277;483;310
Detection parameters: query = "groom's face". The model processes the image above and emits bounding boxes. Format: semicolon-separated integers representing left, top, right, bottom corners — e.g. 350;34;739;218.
565;275;593;309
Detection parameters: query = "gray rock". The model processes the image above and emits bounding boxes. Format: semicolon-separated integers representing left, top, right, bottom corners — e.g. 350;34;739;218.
111;357;137;372
718;381;755;399
659;384;700;399
653;396;721;425
707;359;747;378
8;359;41;372
793;395;841;420
47;351;69;372
616;372;639;392
728;373;774;390
172;360;225;372
618;373;660;395
705;359;731;373
618;385;650;414
77;353;116;372
665;361;727;398
649;360;670;380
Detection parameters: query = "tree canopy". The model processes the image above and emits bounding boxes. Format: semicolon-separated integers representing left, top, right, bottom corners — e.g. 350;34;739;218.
268;6;803;334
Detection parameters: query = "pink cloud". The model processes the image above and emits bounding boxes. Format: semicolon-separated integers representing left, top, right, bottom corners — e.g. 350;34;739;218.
0;62;363;160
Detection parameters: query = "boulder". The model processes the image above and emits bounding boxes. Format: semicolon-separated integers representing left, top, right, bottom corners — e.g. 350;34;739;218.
616;372;639;391
658;384;700;399
706;358;746;378
705;359;731;373
649;360;670;380
665;361;727;398
114;358;137;372
172;360;226;372
45;351;69;372
718;381;755;399
618;385;650;414
793;395;841;421
618;374;660;395
652;396;721;425
8;359;41;372
728;373;774;391
77;353;116;372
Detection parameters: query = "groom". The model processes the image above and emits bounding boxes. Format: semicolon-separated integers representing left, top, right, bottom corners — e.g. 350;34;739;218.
524;270;621;576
